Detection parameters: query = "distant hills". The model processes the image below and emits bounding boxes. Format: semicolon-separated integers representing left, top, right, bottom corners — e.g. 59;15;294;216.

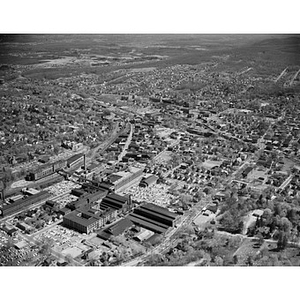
0;34;299;79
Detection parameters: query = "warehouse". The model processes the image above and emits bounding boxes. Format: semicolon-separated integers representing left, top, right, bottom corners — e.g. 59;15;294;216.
134;203;179;227
1;191;52;217
134;228;154;242
29;165;53;181
139;174;159;188
66;189;107;211
97;182;115;191
128;213;169;234
107;166;144;191
71;188;87;197
97;217;134;240
28;160;67;181
107;217;133;235
100;193;132;213
67;153;84;168
128;203;180;234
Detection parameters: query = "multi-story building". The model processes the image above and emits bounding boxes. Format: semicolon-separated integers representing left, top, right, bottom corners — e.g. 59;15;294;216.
67;153;85;169
63;206;117;234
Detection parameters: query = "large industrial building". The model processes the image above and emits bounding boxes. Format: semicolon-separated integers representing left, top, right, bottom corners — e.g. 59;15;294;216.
128;203;180;234
97;217;134;240
63;206;117;234
1;191;52;217
139;174;159;188
100;193;133;213
28;160;67;181
107;166;144;191
67;153;85;169
62;189;132;234
66;189;108;211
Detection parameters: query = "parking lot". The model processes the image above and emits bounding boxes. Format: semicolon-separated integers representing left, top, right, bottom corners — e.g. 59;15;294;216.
44;180;81;196
124;183;176;207
55;194;78;207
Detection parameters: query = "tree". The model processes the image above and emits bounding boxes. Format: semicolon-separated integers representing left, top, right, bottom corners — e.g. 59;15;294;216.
255;232;265;246
262;208;273;225
219;211;243;233
246;254;254;266
280;217;292;233
277;230;288;250
214;256;224;266
145;254;163;266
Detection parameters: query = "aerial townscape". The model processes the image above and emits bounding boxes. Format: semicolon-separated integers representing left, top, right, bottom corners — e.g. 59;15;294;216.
1;34;300;267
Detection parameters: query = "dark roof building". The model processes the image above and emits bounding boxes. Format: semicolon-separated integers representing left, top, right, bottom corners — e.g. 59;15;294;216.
139;175;159;188
67;153;84;168
242;166;254;178
63;206;117;234
100;193;132;213
128;203;180;234
105;217;133;236
1;191;51;217
66;189;107;211
97;217;133;240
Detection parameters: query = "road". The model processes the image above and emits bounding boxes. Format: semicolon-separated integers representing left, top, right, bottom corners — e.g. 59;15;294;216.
117;123;134;163
278;174;293;191
86;120;121;162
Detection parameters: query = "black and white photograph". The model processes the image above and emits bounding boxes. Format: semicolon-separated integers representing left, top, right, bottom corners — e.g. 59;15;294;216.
1;0;299;299
1;32;300;267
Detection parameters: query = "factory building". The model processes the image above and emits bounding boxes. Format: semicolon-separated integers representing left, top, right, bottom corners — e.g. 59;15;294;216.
100;193;133;213
97;217;134;240
107;166;144;191
29;165;53;181
66;189;108;211
28;160;68;181
63;206;117;234
128;203;180;234
1;191;51;217
139;174;159;188
67;153;85;169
